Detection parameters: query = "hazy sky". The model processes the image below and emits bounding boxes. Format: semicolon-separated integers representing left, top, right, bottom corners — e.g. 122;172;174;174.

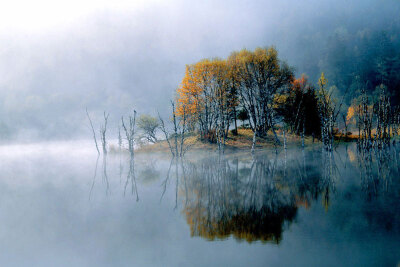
0;0;399;140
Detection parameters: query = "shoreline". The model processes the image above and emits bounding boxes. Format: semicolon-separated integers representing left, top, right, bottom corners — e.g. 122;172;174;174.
133;128;359;154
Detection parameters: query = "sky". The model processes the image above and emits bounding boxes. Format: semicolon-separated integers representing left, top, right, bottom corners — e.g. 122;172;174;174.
0;0;399;140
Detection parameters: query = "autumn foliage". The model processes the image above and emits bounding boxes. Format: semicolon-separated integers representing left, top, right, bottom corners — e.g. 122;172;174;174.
176;47;294;143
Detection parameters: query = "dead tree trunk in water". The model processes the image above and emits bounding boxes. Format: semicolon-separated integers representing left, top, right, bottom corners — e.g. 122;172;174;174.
118;125;122;151
374;85;391;148
100;112;109;154
342;113;348;139
122;110;137;157
86;108;100;155
317;79;347;151
158;101;189;157
357;84;392;150
180;106;187;157
357;87;373;149
171;101;179;157
158;111;175;156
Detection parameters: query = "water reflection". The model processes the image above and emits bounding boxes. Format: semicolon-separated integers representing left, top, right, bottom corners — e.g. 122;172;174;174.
356;147;400;233
357;147;400;199
178;150;339;243
89;153;139;201
1;142;399;266
88;154;110;197
89;154;100;200
124;155;139;201
181;155;297;243
177;146;399;243
87;145;400;244
103;156;110;195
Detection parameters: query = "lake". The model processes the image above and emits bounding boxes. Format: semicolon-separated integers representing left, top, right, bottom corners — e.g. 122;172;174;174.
0;142;398;266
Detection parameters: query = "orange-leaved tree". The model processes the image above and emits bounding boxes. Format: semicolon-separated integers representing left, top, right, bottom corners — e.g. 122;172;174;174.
176;58;237;142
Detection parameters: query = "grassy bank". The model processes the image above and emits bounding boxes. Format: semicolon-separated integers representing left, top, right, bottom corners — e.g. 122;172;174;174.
135;128;357;154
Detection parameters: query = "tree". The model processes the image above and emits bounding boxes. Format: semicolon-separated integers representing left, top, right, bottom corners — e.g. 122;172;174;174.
86;108;100;154
176;58;238;147
137;114;159;143
275;74;321;136
99;111;109;154
158;101;190;157
231;47;294;149
175;47;294;151
317;72;346;150
226;52;241;134
122;110;137;157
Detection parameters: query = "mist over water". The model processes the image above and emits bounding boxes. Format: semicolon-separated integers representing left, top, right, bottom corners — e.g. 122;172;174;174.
0;1;399;266
0;142;398;266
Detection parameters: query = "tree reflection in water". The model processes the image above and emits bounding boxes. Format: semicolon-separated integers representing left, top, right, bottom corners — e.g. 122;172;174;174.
124;155;139;201
87;144;400;242
357;147;400;199
88;154;110;198
89;154;100;200
179;149;339;243
356;146;400;232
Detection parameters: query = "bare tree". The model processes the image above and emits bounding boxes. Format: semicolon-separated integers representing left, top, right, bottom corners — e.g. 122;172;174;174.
180;105;188;157
392;106;400;141
341;113;348;138
357;84;393;150
100;111;109;154
172;101;179;157
86;108;100;155
158;101;189;157
374;84;391;148
357;86;373;149
118;125;122;151
317;73;347;151
158;111;175;156
122;110;137;157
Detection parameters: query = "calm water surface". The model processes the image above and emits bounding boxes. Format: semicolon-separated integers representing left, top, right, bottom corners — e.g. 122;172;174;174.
0;142;399;266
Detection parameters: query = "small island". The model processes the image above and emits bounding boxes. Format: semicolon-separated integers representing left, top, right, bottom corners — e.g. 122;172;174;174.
90;47;397;157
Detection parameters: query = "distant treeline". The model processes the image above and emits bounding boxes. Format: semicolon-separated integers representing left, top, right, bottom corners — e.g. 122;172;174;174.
302;30;400;105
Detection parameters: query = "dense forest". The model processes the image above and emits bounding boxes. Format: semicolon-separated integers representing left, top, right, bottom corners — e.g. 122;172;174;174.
306;29;400;104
